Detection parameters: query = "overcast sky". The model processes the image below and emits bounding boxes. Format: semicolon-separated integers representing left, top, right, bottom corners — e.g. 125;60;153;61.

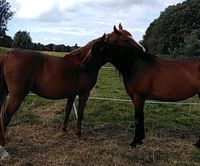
7;0;185;46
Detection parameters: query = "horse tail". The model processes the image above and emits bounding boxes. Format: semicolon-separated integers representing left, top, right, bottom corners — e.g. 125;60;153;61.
0;55;7;146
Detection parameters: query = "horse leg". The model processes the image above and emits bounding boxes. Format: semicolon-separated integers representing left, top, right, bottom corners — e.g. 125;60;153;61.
75;92;90;137
3;94;27;131
61;95;76;132
130;95;145;148
195;139;200;148
196;93;200;148
0;93;27;160
0;92;7;147
0;92;9;160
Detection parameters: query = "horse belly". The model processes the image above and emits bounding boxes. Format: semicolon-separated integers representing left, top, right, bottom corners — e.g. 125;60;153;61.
150;74;199;101
32;81;78;99
32;73;80;99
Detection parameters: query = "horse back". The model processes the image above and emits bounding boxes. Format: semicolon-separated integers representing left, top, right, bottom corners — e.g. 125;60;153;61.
5;49;44;76
125;59;200;101
2;49;46;95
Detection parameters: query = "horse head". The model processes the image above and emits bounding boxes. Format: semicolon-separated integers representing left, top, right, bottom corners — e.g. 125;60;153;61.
81;34;108;70
81;24;147;69
108;23;146;52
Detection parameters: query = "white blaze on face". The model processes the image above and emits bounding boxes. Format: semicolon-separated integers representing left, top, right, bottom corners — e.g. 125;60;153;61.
82;49;92;64
88;49;91;55
128;35;146;52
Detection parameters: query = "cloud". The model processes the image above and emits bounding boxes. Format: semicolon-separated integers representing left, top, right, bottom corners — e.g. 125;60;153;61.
7;0;185;46
12;0;161;20
15;0;55;18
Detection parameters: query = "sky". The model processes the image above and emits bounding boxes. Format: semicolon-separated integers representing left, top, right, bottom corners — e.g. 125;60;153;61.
7;0;185;46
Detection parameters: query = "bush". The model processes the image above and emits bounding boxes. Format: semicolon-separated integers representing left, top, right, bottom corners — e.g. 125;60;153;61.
0;35;13;47
184;29;200;55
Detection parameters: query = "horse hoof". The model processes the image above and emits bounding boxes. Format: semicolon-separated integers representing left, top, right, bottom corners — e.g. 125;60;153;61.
61;127;67;132
1;153;10;161
0;146;10;161
129;140;143;149
128;145;135;150
138;141;143;145
75;131;82;137
194;141;200;148
129;142;136;148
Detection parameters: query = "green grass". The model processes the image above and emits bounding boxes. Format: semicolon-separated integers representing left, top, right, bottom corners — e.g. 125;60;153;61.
0;47;10;54
91;65;127;98
191;151;200;162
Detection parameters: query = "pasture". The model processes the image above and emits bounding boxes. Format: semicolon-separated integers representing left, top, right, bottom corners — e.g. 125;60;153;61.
0;48;200;165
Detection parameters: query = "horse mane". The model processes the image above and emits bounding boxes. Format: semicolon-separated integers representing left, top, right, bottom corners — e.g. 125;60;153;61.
64;39;99;59
64;47;83;58
104;42;158;75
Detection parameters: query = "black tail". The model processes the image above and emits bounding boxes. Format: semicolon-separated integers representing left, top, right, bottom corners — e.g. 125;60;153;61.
0;55;7;146
0;55;7;110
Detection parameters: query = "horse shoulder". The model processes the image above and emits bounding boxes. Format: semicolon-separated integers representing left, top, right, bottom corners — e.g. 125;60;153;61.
123;69;154;98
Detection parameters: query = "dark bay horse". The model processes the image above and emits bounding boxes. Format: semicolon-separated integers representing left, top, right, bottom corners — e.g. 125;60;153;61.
0;24;136;159
82;34;200;148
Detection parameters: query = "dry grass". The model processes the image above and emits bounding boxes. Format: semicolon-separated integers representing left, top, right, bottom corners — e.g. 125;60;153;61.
2;126;199;166
41;51;66;57
0;47;66;57
0;102;199;166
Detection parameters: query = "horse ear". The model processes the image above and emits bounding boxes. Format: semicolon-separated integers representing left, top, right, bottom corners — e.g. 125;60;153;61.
100;33;106;42
106;34;110;42
114;25;121;36
119;23;123;30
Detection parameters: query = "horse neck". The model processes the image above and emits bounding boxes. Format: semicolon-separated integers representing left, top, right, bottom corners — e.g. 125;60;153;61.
64;47;83;59
64;40;96;60
107;47;156;79
105;46;132;76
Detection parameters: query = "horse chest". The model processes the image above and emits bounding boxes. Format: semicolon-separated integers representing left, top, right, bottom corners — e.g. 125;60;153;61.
124;79;150;98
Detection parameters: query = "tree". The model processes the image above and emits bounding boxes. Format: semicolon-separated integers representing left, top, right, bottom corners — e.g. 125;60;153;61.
183;29;200;55
12;31;32;49
0;0;14;37
53;44;66;52
143;0;200;56
71;43;79;51
0;34;13;47
45;43;55;51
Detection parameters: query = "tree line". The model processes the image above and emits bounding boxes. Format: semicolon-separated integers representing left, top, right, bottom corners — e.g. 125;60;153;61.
0;31;79;52
142;0;200;58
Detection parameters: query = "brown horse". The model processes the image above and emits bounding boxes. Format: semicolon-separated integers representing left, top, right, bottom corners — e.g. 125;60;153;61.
82;34;200;148
0;24;136;159
0;39;103;159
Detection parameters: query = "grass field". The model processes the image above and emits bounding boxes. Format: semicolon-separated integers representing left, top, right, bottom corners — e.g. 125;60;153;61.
0;48;200;165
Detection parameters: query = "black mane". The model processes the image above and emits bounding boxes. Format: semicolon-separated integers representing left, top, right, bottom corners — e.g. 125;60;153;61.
102;42;158;76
